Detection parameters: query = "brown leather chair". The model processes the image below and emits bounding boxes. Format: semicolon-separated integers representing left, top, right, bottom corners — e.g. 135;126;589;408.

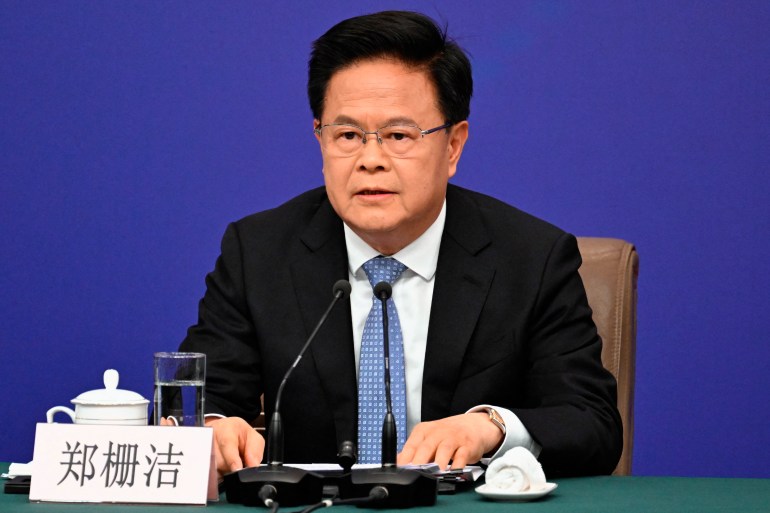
576;237;639;476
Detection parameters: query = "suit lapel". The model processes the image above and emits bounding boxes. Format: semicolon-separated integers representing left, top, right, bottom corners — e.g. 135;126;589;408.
286;187;496;433
289;197;358;445
422;186;496;421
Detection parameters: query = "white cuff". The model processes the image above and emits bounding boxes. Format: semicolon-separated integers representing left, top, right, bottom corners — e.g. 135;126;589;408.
466;404;541;464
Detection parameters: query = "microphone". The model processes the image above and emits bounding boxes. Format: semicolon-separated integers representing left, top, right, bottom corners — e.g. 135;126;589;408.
373;281;398;466
337;440;357;473
224;279;352;508
345;280;438;508
269;278;352;465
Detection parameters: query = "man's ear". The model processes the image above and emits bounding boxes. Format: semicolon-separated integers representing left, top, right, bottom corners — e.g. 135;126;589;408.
447;121;469;178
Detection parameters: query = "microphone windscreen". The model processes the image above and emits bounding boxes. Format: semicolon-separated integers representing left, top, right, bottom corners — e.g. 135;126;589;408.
333;279;352;299
373;281;392;300
337;440;357;471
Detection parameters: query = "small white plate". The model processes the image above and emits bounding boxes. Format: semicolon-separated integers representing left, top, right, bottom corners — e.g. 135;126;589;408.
475;482;558;501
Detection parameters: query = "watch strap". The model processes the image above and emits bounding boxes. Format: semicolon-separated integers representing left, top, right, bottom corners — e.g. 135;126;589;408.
484;407;506;435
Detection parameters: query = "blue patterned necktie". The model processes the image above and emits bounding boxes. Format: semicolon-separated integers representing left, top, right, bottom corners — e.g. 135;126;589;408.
358;256;408;464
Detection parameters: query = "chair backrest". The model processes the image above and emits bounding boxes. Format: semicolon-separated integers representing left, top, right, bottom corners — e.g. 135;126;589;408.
576;237;639;476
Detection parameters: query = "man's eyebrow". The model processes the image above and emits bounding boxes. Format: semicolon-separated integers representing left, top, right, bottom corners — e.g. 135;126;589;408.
329;115;419;127
331;115;360;125
381;116;419;126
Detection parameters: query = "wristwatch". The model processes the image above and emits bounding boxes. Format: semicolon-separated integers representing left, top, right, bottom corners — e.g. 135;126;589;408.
484;407;506;435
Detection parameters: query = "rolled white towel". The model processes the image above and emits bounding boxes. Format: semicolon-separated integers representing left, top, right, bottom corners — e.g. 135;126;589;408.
484;447;547;492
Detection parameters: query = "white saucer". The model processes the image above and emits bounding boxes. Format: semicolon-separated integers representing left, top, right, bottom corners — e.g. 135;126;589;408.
475;482;558;501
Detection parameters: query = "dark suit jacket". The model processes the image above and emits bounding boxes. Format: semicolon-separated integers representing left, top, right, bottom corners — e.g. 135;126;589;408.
180;184;622;476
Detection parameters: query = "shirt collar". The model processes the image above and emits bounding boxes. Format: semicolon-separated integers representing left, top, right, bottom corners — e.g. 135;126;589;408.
344;200;446;281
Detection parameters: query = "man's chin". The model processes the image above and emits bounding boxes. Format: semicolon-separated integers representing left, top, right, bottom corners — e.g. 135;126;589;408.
344;219;410;254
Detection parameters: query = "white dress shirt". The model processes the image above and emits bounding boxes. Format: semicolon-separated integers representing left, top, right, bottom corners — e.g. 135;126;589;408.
344;201;541;461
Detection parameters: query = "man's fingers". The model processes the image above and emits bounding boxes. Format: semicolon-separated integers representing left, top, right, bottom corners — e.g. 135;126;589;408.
433;439;460;470
398;414;495;468
397;428;425;465
449;445;470;470
242;428;265;468
396;447;414;466
206;416;265;476
408;428;444;466
219;435;245;473
401;422;442;466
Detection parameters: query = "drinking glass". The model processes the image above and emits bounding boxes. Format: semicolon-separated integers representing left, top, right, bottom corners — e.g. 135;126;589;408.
153;352;206;427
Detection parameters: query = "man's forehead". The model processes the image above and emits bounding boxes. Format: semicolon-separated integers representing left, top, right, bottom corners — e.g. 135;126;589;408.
322;58;441;123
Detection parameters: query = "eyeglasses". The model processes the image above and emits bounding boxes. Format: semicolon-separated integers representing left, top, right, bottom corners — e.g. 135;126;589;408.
314;122;452;157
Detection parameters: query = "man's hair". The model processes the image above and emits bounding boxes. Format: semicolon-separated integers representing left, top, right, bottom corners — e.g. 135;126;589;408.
308;11;472;125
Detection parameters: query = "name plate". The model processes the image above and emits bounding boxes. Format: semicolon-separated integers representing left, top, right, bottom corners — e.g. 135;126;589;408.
30;423;213;505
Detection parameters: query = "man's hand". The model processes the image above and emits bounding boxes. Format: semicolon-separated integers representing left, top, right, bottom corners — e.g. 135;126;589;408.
205;416;264;477
396;412;503;470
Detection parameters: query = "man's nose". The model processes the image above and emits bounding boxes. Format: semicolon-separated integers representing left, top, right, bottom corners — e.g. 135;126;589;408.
357;132;388;171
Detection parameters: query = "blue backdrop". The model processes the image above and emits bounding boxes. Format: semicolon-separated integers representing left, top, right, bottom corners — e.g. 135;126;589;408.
2;1;768;478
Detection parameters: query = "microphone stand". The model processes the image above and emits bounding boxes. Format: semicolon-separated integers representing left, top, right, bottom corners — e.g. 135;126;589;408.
223;280;351;508
346;281;438;508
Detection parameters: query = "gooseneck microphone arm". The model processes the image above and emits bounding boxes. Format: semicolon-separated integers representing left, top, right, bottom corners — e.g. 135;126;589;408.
346;280;438;508
267;279;352;466
373;281;398;467
374;282;394;416
274;279;352;413
223;279;352;508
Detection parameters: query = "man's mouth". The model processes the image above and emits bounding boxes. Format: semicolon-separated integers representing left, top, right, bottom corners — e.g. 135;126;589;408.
358;189;391;195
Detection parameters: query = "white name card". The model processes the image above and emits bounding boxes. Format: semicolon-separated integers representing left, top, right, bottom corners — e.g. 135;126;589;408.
30;423;213;505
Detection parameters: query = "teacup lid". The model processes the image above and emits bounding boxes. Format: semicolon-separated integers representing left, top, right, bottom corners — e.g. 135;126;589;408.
71;369;148;405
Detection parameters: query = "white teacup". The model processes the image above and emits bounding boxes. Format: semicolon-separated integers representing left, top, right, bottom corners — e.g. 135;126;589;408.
46;369;149;426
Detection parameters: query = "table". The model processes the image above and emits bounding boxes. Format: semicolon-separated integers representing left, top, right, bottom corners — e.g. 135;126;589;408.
3;463;769;512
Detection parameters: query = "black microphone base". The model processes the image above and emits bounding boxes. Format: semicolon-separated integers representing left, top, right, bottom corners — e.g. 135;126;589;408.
344;467;438;508
223;465;324;507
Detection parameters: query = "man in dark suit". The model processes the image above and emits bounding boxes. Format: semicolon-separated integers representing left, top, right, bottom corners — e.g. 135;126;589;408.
179;11;622;478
